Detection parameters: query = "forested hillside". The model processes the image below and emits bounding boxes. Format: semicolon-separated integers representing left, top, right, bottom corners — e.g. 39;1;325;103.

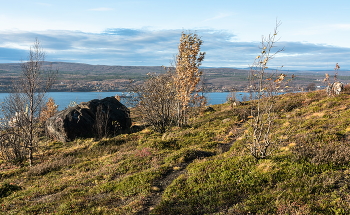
0;62;348;92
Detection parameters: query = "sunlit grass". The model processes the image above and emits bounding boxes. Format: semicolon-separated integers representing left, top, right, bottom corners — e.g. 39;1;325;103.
1;90;350;213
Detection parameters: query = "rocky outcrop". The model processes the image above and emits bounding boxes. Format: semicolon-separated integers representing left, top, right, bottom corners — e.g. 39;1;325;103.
46;96;131;142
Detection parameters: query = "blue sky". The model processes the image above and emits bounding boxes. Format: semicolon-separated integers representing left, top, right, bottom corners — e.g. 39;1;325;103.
0;0;349;70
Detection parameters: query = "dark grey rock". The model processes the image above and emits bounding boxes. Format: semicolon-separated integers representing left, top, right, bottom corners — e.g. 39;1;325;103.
204;106;215;112
46;96;131;142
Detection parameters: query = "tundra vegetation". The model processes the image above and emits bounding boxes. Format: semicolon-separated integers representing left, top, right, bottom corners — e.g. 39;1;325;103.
1;89;350;214
1;30;350;214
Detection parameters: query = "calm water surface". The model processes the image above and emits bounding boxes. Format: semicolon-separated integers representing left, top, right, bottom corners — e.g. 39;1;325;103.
0;91;250;111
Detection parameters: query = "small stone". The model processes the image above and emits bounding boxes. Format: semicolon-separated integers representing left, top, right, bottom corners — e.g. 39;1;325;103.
204;106;215;112
151;186;160;191
173;166;181;171
222;118;231;123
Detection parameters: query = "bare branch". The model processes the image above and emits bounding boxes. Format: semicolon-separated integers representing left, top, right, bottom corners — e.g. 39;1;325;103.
0;39;58;166
246;21;291;161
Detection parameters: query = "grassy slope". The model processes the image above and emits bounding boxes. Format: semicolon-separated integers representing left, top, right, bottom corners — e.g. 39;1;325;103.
1;90;350;214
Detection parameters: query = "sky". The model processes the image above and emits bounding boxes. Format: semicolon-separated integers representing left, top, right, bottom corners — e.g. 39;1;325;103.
0;0;349;70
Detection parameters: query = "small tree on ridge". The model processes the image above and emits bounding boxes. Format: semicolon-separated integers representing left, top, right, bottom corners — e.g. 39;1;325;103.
246;21;292;160
0;39;57;166
174;32;205;126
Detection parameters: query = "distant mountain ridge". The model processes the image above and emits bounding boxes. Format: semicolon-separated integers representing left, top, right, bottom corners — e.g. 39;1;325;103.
0;61;348;73
0;62;349;92
0;62;164;74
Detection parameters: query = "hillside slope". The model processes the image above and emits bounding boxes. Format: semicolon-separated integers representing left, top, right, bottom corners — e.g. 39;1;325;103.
1;90;350;214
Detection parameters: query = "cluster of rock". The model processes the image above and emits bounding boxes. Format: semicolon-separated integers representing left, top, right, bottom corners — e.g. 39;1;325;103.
46;96;131;142
326;81;344;96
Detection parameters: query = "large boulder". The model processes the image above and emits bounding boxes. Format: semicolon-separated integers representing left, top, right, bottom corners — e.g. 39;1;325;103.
46;96;131;142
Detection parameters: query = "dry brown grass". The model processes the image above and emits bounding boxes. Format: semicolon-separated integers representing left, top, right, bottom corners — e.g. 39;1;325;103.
27;156;75;176
293;141;350;165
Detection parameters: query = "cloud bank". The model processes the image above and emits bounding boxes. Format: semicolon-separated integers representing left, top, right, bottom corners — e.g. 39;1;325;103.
0;28;349;70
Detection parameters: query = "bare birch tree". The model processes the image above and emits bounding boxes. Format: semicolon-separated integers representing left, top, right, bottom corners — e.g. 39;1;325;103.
246;21;291;160
130;71;177;133
128;32;206;132
0;39;57;166
174;32;205;126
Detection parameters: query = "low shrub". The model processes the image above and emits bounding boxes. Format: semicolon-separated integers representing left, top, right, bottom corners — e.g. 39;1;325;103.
27;156;75;176
292;141;350;165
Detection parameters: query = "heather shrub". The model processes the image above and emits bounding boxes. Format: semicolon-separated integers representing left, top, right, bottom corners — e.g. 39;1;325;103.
292;141;350;165
27;156;75;176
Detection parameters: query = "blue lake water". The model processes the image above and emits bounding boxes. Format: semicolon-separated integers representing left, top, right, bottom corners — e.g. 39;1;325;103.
0;91;251;111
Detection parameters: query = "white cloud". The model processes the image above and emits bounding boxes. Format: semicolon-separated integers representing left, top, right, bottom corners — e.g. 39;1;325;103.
332;24;350;30
1;42;29;50
0;28;349;70
204;13;232;22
